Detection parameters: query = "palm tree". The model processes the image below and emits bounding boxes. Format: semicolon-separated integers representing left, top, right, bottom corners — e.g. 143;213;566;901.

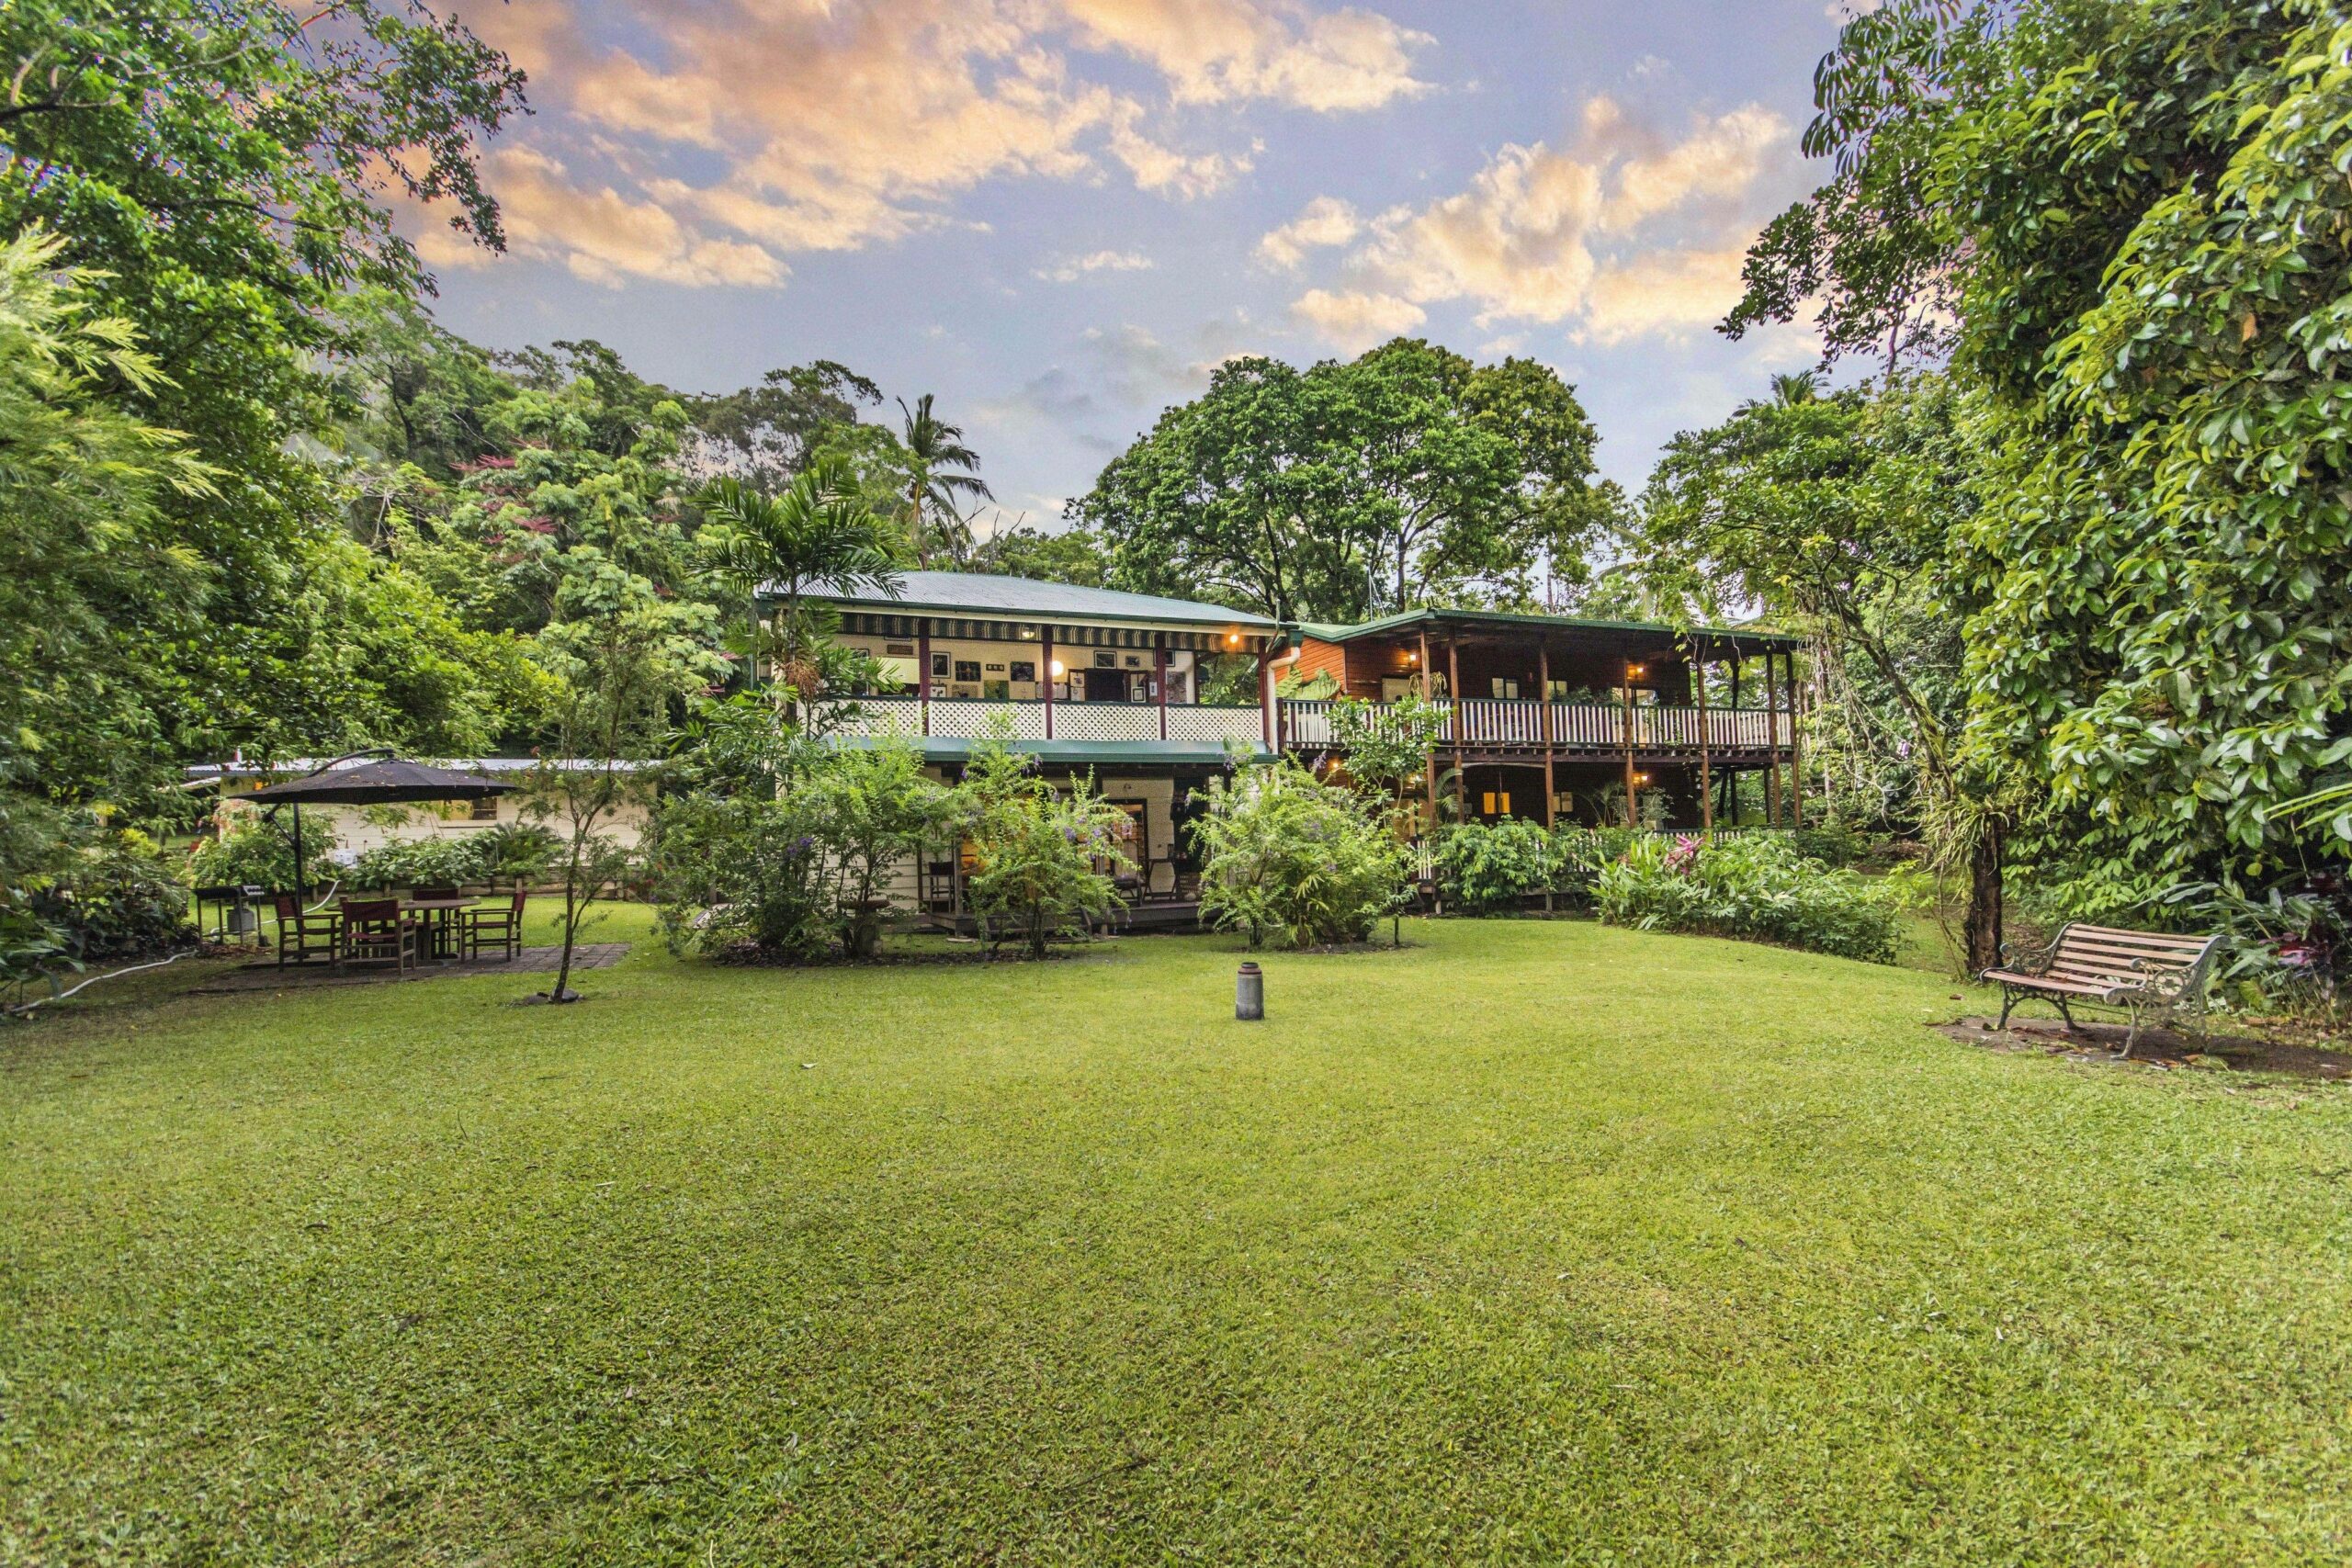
700;454;902;701
895;393;993;568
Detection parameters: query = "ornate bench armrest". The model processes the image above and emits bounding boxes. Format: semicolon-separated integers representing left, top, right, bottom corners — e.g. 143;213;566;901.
1996;931;2064;977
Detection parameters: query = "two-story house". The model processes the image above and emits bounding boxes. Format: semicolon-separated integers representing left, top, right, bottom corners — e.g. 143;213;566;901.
803;572;1283;919
797;575;1805;927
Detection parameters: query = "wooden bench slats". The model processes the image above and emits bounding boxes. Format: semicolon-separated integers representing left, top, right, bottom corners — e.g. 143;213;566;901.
2068;926;2211;953
1979;922;2224;1057
1979;971;2116;996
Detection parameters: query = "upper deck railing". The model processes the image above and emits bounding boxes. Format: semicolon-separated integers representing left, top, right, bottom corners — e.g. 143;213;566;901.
1280;698;1788;751
815;695;1267;747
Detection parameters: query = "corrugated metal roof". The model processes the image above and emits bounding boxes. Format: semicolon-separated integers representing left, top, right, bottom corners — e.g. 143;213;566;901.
1294;607;1801;649
792;571;1278;629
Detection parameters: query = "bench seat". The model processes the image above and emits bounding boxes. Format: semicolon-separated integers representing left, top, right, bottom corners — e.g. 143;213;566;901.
1977;922;2224;1057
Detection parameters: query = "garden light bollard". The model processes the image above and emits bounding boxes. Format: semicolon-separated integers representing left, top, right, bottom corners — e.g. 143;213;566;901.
1236;961;1264;1021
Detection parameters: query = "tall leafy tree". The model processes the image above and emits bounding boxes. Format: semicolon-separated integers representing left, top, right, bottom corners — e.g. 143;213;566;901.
689;361;885;492
1730;0;2352;922
1638;374;1985;951
1070;341;1601;623
0;231;213;881
0;0;526;795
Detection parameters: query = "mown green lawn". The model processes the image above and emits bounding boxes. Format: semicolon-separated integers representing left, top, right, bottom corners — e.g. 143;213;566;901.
5;910;2348;1565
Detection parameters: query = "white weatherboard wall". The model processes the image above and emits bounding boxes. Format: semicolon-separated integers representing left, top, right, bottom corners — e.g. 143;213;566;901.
214;794;651;859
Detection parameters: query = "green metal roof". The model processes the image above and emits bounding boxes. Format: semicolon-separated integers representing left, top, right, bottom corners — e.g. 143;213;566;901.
1292;606;1800;650
790;571;1278;631
840;736;1269;768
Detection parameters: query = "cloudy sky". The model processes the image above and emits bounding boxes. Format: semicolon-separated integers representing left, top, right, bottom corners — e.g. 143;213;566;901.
418;0;1849;528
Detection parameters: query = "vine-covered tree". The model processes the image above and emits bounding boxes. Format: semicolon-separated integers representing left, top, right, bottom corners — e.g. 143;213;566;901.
1726;0;2352;934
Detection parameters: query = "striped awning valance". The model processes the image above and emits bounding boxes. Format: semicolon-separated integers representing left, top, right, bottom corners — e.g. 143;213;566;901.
841;613;1255;652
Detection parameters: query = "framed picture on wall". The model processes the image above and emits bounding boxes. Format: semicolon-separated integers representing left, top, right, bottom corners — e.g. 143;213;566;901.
1009;660;1036;682
954;660;980;683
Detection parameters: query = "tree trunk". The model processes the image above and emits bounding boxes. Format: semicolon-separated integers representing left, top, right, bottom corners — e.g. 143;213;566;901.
551;836;582;1002
1963;821;2003;974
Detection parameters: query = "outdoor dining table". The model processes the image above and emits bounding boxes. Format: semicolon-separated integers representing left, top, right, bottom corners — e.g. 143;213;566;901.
400;897;481;963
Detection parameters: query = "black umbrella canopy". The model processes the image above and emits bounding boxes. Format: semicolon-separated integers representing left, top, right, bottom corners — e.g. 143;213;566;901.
231;759;514;806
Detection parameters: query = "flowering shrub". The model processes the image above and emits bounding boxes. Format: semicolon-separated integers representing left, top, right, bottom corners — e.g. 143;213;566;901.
1193;758;1410;948
1595;834;1905;964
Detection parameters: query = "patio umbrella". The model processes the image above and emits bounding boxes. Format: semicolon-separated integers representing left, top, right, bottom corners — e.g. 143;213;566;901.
231;754;514;906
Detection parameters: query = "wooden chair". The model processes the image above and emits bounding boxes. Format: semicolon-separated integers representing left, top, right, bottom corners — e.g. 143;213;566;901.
338;897;419;974
462;887;527;963
272;894;339;967
1978;923;2225;1057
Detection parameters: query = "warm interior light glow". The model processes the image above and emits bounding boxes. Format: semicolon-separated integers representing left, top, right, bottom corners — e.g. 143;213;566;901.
1406;652;1419;665
1227;632;1241;646
1048;660;1065;678
1636;773;1652;784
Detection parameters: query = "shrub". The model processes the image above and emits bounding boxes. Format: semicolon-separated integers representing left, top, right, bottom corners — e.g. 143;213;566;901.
2163;873;2348;1022
475;821;561;883
797;738;953;958
650;790;833;959
1551;825;1642;908
1430;818;1560;912
1595;834;1905;964
33;829;191;963
1194;758;1411;948
346;833;491;892
185;807;338;892
958;737;1130;958
1791;821;1868;869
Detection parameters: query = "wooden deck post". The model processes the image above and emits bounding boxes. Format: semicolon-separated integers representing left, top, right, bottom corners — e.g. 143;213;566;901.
1155;641;1168;741
1419;627;1437;825
918;622;932;737
1622;666;1638;828
1042;625;1055;740
1537;640;1555;829
1778;649;1796;827
1695;643;1712;833
1447;634;1466;820
1260;645;1274;749
1763;649;1782;828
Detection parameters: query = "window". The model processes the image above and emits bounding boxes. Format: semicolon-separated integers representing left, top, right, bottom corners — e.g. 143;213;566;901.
1490;677;1521;700
1481;791;1511;816
469;797;499;822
